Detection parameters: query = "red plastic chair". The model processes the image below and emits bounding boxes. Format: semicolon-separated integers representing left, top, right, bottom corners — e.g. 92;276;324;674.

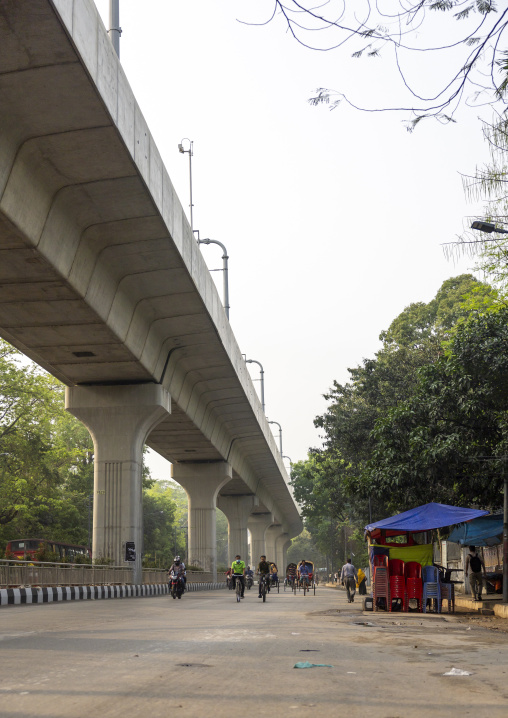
373;566;390;612
373;554;388;568
404;562;422;580
389;558;405;576
404;562;423;612
389;575;408;612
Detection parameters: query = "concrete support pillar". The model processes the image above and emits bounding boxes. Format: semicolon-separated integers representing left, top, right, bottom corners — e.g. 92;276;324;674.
276;533;291;575
265;524;283;565
247;513;273;566
172;461;232;581
217;495;256;566
65;384;171;584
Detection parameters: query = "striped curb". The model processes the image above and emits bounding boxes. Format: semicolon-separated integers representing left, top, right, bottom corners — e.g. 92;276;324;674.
0;582;227;607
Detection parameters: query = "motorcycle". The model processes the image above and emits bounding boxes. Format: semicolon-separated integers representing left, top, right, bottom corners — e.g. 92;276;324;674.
246;574;253;590
169;572;185;599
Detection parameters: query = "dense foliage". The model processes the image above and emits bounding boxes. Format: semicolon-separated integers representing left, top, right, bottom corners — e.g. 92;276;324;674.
0;339;218;567
291;273;506;561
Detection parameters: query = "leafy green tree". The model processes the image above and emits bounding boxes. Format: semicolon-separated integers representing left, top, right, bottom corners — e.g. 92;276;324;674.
314;276;490;515
142;483;178;567
0;340;95;548
367;306;508;509
287;529;327;568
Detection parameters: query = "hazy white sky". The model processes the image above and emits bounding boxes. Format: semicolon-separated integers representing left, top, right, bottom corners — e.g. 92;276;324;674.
94;1;491;480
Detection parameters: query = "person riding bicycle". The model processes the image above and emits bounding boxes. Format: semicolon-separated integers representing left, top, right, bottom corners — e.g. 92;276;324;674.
257;555;271;598
231;554;246;598
168;555;186;588
298;560;310;587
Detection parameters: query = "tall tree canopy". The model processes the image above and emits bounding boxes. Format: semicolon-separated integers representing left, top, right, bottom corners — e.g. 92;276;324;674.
291;274;500;554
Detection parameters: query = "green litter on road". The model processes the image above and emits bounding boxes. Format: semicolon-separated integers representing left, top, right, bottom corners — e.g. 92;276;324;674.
293;661;333;669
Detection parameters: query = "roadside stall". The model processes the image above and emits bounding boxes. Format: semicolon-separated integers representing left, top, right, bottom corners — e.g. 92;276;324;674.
365;502;488;613
448;513;503;595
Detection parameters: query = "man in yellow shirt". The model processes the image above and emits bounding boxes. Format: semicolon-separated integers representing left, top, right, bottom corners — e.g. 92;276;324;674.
231;554;246;598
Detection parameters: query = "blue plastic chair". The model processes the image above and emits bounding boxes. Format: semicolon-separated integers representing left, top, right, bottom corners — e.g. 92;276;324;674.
422;565;441;613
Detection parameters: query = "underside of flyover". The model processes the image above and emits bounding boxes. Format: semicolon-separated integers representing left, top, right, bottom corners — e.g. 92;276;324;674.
0;0;301;574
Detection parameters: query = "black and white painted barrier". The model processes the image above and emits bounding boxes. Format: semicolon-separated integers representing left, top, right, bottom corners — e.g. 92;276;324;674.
0;582;227;606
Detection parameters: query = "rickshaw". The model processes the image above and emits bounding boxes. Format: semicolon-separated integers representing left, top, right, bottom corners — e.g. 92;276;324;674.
269;563;280;592
284;562;298;592
297;560;316;595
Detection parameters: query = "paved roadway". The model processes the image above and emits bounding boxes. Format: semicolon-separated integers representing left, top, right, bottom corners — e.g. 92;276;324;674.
1;586;507;717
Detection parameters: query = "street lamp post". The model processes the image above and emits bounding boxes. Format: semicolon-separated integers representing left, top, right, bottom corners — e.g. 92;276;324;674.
268;420;282;456
197;237;230;319
469;220;508;605
108;1;121;57
245;359;265;412
178;138;194;231
471;221;508;235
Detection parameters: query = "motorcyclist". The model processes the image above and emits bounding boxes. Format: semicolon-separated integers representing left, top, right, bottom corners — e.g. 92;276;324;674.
245;565;254;588
168;555;186;589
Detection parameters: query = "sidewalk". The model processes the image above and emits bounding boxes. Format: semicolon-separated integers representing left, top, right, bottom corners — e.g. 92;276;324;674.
327;581;508;620
455;594;508;619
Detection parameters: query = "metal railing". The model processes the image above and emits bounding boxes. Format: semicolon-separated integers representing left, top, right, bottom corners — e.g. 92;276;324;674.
0;558;166;587
0;559;226;587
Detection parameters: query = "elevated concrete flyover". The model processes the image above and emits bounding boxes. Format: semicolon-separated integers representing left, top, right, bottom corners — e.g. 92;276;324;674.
0;0;301;580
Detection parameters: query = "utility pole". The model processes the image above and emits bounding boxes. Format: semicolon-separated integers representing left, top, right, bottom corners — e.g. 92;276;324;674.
108;1;121;57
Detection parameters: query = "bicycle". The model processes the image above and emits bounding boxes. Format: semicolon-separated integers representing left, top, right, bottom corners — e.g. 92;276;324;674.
233;574;243;603
300;575;310;596
259;574;270;602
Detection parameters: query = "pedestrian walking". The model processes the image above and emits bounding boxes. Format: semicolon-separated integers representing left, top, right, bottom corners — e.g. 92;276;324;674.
465;545;486;601
357;567;367;595
340;558;358;603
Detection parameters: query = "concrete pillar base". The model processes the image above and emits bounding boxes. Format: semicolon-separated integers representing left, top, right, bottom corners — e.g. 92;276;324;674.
276;534;291;575
217;495;256;566
65;384;171;584
247;513;274;567
265;524;284;567
172;461;232;581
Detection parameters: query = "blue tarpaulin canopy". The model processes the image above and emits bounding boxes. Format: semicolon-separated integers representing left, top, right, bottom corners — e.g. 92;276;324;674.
447;513;503;547
365;502;489;536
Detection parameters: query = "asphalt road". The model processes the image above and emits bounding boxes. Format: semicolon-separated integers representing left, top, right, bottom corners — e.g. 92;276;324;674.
1;585;507;717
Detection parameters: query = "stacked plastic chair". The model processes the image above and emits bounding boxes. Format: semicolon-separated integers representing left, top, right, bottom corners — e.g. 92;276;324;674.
388;558;407;612
440;581;455;613
404;561;423;612
422;565;441;613
373;554;390;612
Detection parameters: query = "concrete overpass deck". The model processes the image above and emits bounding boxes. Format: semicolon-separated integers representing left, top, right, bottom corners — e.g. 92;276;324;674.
0;0;302;563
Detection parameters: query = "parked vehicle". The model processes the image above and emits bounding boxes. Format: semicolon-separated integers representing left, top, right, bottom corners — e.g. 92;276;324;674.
6;538;91;561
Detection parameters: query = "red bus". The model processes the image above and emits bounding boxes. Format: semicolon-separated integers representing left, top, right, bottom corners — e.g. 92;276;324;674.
6;538;91;561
